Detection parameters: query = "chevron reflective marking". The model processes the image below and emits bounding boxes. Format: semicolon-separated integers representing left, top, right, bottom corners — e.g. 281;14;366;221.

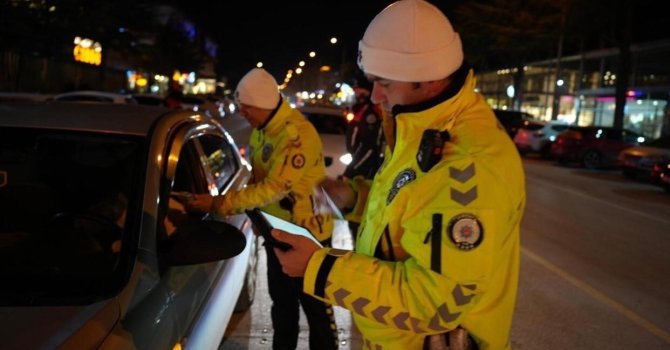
449;163;475;183
333;288;351;307
371;305;391;324
392;311;410;330
352;297;371;316
450;186;477;206
437;303;460;323
410;317;427;333
427;313;449;331
452;284;475;306
463;284;476;290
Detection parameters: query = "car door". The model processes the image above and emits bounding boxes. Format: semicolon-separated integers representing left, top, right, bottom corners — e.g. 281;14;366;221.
115;122;252;350
158;127;253;350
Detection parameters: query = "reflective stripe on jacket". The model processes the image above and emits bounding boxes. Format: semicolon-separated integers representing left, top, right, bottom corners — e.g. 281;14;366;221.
217;99;333;241
303;70;525;349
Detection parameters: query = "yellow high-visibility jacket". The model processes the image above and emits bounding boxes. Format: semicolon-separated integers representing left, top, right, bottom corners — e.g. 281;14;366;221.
304;70;525;349
215;99;333;241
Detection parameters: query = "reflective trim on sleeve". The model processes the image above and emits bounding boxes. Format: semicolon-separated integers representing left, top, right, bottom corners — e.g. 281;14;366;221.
315;253;337;298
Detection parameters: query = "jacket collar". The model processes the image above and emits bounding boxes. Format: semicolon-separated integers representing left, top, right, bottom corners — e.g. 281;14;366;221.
391;68;477;154
259;98;290;134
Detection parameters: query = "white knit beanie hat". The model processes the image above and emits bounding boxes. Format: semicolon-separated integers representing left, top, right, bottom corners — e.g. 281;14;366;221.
235;68;280;109
357;0;463;82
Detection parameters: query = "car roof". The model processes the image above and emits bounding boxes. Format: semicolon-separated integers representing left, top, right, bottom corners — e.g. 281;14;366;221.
0;102;173;136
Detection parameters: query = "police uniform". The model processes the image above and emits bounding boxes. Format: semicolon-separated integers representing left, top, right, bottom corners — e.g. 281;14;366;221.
302;69;526;349
216;98;338;350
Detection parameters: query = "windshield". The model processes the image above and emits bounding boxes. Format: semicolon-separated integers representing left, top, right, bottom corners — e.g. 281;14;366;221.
0;127;144;305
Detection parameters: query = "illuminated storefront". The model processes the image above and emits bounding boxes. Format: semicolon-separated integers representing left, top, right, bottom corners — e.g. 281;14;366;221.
476;40;670;138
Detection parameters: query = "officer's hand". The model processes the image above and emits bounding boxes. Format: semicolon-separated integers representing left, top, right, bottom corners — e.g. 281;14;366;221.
271;229;320;277
320;177;355;210
184;193;215;213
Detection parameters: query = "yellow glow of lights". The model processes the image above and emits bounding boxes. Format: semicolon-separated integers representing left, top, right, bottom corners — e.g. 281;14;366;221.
309;51;316;58
330;37;338;44
320;65;331;72
136;77;148;87
299;61;305;67
296;68;303;74
73;36;102;66
346;112;354;121
256;62;263;68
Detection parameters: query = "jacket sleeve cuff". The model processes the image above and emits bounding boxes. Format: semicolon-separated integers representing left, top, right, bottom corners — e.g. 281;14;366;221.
304;247;350;299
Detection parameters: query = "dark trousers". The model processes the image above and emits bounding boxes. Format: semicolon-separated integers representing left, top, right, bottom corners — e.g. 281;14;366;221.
265;245;338;350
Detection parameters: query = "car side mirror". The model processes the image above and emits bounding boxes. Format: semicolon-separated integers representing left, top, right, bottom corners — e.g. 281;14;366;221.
163;220;246;266
324;156;333;167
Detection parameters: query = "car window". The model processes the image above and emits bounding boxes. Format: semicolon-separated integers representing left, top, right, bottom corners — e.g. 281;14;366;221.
0;127;143;305
622;130;641;143
197;135;239;192
303;112;346;135
521;122;544;131
550;125;569;133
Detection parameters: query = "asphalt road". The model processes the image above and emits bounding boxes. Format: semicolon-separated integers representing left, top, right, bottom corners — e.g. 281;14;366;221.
220;152;670;350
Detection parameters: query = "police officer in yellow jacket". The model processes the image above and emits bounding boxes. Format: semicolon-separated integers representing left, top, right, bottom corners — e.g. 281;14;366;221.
185;68;338;350
271;1;526;349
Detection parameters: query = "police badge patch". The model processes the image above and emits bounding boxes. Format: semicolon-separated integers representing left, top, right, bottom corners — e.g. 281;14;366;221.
262;143;273;162
292;154;305;168
448;213;483;250
386;169;416;204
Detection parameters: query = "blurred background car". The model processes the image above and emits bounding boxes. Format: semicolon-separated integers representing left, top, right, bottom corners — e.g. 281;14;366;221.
513;120;570;158
0;92;53;103
132;93;165;106
492;109;536;139
651;159;670;192
0;103;258;349
617;135;670;181
299;105;349;179
550;126;645;169
179;94;221;118
52;90;137;104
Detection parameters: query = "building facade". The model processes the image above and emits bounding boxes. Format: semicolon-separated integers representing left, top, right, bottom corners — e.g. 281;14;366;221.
477;39;670;139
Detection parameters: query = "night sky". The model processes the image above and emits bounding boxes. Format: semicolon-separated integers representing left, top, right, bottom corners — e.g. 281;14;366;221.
172;0;667;86
172;1;415;84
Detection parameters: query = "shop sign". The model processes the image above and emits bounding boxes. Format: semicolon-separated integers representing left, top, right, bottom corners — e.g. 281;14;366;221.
73;36;102;66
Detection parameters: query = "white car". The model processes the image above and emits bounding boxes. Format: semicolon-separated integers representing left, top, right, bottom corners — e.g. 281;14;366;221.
0;103;258;349
299;105;349;179
514;120;570;158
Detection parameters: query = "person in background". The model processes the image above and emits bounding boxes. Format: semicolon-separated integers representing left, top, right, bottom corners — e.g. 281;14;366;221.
164;80;183;109
184;68;338;350
269;1;526;349
342;76;385;243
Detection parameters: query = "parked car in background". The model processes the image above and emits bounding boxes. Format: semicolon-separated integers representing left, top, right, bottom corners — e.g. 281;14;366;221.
52;90;137;104
299;105;349;178
179;94;222;119
550;126;644;169
0;103;258;349
513;120;570;158
0;92;53;103
651;159;670;192
492;109;536;138
132;93;165;106
617;135;670;180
